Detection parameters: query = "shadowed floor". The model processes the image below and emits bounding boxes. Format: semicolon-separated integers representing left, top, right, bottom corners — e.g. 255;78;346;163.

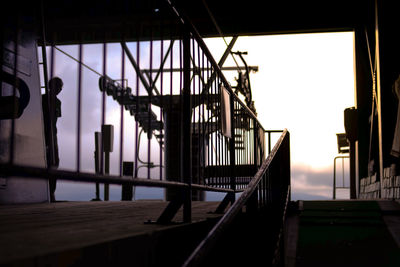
0;201;222;265
289;200;400;267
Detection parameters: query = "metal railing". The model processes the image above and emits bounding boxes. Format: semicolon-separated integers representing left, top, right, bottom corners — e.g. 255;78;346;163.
183;129;290;267
1;2;292;266
0;0;267;223
333;155;350;199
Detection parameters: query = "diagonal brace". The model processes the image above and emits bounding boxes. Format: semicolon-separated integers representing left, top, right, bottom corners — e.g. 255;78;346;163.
214;192;235;214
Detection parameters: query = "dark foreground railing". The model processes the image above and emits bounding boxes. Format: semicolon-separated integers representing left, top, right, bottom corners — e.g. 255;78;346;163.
183;129;290;267
0;0;268;224
2;2;291;265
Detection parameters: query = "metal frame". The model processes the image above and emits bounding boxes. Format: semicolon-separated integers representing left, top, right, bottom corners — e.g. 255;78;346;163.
1;2;293;266
1;0;267;225
333;155;350;199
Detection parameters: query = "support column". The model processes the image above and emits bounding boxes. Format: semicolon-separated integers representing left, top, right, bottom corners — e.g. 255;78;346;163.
182;31;192;223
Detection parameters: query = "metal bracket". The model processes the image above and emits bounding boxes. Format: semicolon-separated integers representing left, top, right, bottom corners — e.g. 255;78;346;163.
154;194;184;224
214;192;235;214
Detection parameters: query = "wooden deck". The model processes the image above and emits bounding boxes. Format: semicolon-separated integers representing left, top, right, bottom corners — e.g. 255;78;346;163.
0;201;222;265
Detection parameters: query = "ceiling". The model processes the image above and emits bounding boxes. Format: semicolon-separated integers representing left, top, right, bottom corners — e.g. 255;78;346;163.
8;0;374;44
175;0;373;36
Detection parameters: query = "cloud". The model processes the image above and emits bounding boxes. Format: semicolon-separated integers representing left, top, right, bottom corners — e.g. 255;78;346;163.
290;164;350;200
56;164;346;201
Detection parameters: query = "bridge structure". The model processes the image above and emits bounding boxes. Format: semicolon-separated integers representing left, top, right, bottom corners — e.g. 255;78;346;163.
1;0;400;266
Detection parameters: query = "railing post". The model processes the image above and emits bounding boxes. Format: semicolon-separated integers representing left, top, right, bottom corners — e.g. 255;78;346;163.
229;95;236;202
333;157;337;199
254;119;258;167
268;131;272;154
285;131;291;201
182;29;192;223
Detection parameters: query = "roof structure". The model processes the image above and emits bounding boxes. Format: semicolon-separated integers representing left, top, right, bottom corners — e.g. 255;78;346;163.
33;0;374;44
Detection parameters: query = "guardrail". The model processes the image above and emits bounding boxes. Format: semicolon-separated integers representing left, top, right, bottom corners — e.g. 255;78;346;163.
0;0;267;223
333;155;350;199
183;129;290;266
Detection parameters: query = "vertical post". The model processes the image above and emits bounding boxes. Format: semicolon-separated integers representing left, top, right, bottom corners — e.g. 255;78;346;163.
122;161;134;201
104;151;110;200
93;132;102;201
95;180;100;200
342;157;345;187
350;142;357;199
101;43;107;181
77;44;83;172
229;96;236;202
333;157;337;199
374;0;384;195
182;30;192;223
102;124;114;201
268;131;272;154
254;119;258;167
119;44;125;177
285;131;291;202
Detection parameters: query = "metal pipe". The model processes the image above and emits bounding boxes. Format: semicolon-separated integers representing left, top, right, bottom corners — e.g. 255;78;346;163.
182;30;192;223
159;37;164;181
134;40;139;178
104;151;110;201
121;42;152;95
333;156;337;199
147;31;153;179
101;43;107;176
142;66;258;73
119;45;125;177
77;44;83;172
0;164;238;193
333;155;350;199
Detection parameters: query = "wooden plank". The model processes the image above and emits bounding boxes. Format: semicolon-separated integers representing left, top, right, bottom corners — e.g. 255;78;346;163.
0;201;221;264
284;214;299;267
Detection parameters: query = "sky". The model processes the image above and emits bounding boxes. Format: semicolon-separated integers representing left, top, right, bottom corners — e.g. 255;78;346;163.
47;32;355;201
205;32;355;200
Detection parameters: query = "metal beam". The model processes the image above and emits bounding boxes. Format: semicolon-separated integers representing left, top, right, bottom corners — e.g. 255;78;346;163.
0;164;236;193
201;36;238;95
182;30;192;223
121;42;152;95
142;66;259;73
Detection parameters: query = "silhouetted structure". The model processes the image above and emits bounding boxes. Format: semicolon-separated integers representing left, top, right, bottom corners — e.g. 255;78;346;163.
1;0;400;266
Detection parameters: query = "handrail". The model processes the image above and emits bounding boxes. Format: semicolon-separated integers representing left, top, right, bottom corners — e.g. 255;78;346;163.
265;130;284;154
183;129;290;267
1;0;266;226
0;163;239;193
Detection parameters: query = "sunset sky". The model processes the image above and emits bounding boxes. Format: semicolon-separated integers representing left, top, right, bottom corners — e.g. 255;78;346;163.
205;32;355;199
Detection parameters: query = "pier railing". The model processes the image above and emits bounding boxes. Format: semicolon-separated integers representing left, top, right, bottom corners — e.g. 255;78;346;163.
0;0;272;223
183;129;291;266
